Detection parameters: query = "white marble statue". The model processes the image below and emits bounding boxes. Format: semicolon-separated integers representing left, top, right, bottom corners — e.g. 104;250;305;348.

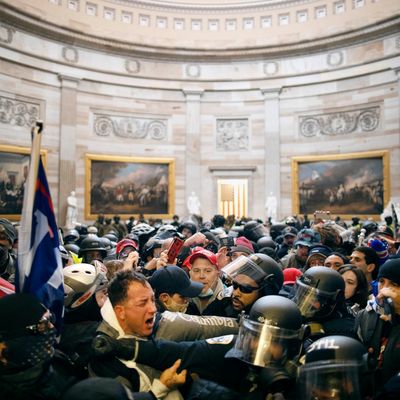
187;191;201;215
66;191;78;229
265;192;278;222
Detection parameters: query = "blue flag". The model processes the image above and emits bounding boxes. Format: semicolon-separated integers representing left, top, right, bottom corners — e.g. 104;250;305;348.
17;157;64;330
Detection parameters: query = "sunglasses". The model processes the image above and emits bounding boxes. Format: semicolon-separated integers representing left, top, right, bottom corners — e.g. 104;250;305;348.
232;280;259;294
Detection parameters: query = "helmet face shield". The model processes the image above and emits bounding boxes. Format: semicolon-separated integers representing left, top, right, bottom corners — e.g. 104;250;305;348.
292;280;338;319
221;255;266;285
298;361;361;400
232;317;301;367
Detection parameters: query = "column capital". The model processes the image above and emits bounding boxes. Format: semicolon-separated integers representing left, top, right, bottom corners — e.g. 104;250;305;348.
182;88;204;99
260;87;282;99
58;74;81;89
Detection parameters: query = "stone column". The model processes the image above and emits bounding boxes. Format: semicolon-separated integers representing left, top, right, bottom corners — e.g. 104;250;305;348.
58;75;80;228
261;87;282;221
182;88;203;213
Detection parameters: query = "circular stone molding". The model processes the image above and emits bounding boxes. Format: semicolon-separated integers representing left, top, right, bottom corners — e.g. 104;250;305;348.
327;51;344;67
263;61;279;75
125;59;141;74
185;64;201;78
62;46;79;63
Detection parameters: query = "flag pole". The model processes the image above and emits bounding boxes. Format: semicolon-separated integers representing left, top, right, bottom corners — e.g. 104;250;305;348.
18;120;43;290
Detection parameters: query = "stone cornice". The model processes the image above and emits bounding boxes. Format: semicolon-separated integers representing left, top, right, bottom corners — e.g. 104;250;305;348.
108;0;314;14
1;3;399;61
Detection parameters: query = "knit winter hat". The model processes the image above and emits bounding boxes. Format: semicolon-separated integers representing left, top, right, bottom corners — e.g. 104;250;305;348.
377;258;400;285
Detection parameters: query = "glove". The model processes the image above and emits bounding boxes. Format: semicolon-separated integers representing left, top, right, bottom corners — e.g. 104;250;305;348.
92;334;137;359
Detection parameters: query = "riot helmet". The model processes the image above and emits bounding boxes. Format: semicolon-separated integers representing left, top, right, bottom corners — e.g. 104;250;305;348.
227;295;303;368
298;335;371;400
103;232;119;243
248;253;284;295
292;266;345;320
243;220;266;243
269;224;286;241
63;229;80;244
64;243;80;255
257;236;276;250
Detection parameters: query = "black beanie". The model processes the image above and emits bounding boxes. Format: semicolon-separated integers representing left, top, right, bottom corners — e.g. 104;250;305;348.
0;218;16;244
377;258;400;286
0;293;46;339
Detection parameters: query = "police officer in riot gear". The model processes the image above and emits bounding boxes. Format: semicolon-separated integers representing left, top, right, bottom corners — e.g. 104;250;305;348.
203;253;284;318
291;266;355;345
93;295;304;399
298;335;373;400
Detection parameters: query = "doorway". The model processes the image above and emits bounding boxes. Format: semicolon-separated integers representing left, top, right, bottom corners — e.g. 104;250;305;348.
217;178;248;218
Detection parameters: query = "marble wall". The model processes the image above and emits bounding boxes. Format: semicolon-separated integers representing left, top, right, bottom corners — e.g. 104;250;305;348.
0;4;399;225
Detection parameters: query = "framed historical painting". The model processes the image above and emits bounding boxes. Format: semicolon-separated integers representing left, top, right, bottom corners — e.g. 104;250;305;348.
291;150;389;220
85;154;175;220
0;144;47;220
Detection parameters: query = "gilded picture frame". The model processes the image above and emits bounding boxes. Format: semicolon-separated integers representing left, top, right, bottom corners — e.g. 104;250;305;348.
291;150;390;220
85;154;175;220
0;144;47;220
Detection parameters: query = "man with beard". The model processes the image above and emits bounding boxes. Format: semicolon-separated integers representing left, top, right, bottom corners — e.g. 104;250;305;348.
281;229;321;270
202;253;284;318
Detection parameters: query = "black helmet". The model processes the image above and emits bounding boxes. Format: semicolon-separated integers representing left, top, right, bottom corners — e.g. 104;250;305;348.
65;243;80;255
177;222;197;236
243;220;266;242
248;253;284;295
78;236;107;260
64;229;80;244
298;335;371;400
141;239;163;261
103;232;119;243
362;220;378;236
292;266;345;320
227;296;303;368
269;224;287;241
257;236;276;250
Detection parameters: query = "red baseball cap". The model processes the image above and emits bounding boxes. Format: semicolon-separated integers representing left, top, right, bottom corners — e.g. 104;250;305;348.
116;239;138;255
283;268;303;285
229;236;254;255
187;248;218;269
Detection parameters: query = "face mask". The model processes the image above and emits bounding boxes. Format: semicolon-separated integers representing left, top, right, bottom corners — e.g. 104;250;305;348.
1;328;56;373
164;296;188;313
198;288;214;298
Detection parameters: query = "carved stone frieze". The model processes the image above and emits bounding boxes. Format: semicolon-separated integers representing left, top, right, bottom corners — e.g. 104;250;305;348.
327;50;343;67
299;106;379;137
93;114;168;140
216;118;249;151
0;95;40;127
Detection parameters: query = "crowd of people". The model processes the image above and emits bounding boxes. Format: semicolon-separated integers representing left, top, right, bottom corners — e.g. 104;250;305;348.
0;211;399;399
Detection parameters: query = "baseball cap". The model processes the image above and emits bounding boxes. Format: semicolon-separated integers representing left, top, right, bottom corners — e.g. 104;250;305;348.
149;266;204;298
308;245;332;258
283;268;303;285
295;229;321;247
115;239;138;255
282;226;298;238
187;248;218;268
229;237;255;255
